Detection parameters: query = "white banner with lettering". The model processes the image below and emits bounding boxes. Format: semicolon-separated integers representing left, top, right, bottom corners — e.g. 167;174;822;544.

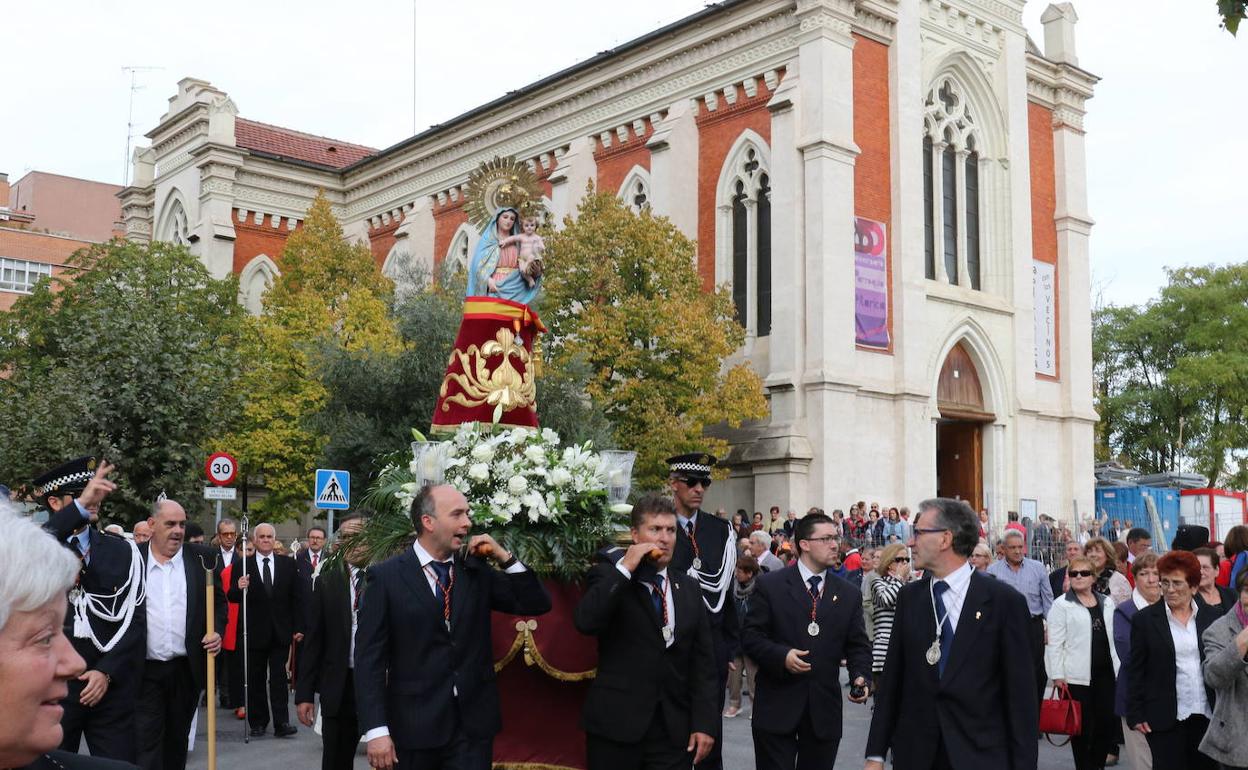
1033;260;1056;376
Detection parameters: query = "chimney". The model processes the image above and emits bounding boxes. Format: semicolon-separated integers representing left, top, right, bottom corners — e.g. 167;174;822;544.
1041;3;1079;66
0;172;9;209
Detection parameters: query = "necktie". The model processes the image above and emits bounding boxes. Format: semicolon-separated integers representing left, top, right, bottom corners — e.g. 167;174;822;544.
311;552;319;570
429;560;453;627
686;521;694;538
932;580;955;675
262;556;273;591
352;568;365;613
645;574;666;618
808;575;822;600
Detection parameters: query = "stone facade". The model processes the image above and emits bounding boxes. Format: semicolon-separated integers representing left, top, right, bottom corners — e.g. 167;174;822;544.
121;0;1099;528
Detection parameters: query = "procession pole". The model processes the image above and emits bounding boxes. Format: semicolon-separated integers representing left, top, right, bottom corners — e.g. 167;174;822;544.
199;552;220;770
240;514;251;744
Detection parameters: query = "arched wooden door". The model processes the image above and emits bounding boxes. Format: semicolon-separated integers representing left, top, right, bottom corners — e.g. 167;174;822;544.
935;343;994;512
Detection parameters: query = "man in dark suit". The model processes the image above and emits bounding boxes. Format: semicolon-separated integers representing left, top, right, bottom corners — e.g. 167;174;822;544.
575;493;717;770
666;452;737;770
1048;540;1083;599
36;457;145;764
354;484;551;770
864;498;1038;770
744;512;872;770
134;499;226;770
295;526;328;582
227;522;303;737
296;515;368;770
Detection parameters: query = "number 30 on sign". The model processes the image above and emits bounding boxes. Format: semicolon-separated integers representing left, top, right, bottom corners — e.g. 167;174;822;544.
205;452;237;486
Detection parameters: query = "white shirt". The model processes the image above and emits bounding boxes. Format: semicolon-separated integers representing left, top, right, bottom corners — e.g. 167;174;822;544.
146;547;188;661
307;549;323;570
220;547;234;565
931;560;974;634
362;541;527;744
1166;599;1211;721
796;560;829;591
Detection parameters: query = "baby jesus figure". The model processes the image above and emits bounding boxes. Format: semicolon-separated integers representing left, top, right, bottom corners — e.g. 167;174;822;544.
498;215;545;288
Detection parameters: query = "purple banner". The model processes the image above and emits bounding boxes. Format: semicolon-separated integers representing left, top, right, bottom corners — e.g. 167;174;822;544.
854;217;890;348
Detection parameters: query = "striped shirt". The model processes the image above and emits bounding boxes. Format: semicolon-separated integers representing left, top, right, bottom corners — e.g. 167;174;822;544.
871;574;905;673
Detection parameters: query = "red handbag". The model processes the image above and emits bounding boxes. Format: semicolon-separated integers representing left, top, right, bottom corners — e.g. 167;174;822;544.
1039;683;1083;746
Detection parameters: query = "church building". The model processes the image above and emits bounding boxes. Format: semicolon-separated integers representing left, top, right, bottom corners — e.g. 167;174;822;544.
120;0;1099;525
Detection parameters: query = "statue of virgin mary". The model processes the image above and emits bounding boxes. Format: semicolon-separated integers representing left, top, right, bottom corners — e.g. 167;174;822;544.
466;206;542;306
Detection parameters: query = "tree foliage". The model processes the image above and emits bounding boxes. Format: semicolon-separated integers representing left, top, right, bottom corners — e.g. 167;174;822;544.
1220;0;1246;34
1094;263;1248;486
541;189;768;489
0;240;244;521
217;193;400;520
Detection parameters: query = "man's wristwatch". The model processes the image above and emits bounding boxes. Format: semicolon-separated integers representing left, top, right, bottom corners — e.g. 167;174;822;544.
499;555;519;570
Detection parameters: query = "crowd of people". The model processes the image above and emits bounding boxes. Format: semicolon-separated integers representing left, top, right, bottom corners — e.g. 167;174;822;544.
2;451;1248;770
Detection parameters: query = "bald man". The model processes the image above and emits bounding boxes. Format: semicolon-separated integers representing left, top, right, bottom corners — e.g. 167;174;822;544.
136;499;226;770
228;522;305;737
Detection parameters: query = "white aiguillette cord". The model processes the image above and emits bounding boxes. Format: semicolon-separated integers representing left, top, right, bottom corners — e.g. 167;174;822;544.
687;524;736;615
73;539;146;653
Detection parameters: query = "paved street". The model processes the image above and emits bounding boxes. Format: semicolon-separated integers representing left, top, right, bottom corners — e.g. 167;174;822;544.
186;679;1074;770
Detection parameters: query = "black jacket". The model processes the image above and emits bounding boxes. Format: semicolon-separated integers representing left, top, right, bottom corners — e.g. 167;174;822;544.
42;507;145;692
295;564;357;716
670;510;740;662
743;565;872;742
137;543;227;691
227;551;303;649
865;568;1039;770
21;751;136;769
353;548;551;751
1125;600;1219;732
574;560;718;745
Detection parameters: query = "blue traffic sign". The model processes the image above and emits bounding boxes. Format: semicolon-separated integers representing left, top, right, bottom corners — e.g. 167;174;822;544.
314;469;350;510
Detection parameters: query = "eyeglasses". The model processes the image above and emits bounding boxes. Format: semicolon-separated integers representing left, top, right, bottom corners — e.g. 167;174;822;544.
1068;570;1094;578
913;527;948;536
893;556;911;563
676;477;711;489
1159;579;1192;590
804;535;837;545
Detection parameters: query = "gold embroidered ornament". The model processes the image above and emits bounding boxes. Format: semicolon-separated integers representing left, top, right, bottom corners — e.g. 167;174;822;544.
463;156;546;230
439;326;537;424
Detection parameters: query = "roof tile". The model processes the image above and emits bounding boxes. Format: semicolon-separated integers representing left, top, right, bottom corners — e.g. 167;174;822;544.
235;118;376;169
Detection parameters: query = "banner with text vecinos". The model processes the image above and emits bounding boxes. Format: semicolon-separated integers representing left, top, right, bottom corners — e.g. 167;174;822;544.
1032;260;1057;376
854;217;890;349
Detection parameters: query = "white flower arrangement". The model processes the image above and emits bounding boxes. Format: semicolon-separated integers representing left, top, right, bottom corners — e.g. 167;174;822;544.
397;422;609;527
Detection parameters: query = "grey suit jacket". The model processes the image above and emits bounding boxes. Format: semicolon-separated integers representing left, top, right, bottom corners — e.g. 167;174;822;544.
1199;610;1248;766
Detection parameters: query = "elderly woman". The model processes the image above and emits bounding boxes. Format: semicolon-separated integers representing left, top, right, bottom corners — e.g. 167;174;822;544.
1112;552;1160;770
0;507;134;770
1192;547;1236;618
1125;551;1219;770
871;542;911;691
1199;569;1248;768
970;542;993;572
1045;555;1119;770
1085;538;1131;606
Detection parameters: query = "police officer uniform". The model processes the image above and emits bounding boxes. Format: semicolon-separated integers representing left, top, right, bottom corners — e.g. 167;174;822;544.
666;453;738;770
36;457;146;763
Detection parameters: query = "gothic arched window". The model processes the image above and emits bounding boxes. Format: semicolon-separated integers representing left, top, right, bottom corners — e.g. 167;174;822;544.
717;135;773;338
159;197;191;246
923;78;983;291
618;166;652;214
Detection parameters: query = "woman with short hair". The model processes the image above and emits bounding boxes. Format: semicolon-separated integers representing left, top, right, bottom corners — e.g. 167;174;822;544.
1198;569;1248;768
1113;552;1161;770
1045;555;1119;770
1125;551;1219;770
0;507;135;770
1192;547;1236;617
970;542;993;573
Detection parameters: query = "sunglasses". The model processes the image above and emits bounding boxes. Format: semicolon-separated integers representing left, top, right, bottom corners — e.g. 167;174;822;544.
1068;570;1094;578
893;557;911;563
676;477;711;489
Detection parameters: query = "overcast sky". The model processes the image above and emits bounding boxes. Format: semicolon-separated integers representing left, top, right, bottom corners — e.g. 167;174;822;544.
3;1;1243;307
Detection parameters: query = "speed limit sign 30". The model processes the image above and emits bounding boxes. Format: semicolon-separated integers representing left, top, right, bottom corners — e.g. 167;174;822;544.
205;452;237;486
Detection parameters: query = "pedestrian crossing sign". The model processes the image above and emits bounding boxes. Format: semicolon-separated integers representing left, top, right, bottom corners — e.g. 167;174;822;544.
314;469;350;510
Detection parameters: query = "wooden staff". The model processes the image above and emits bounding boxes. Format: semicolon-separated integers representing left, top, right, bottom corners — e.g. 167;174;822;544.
199;552;220;770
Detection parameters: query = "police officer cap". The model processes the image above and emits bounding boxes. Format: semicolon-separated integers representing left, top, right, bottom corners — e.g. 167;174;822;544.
33;456;97;501
666;452;717;479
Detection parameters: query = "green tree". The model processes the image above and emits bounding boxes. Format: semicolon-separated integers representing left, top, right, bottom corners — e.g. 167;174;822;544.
541;189;768;489
0;240;245;521
218;193;400;520
1220;0;1246;34
1094;263;1248;486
